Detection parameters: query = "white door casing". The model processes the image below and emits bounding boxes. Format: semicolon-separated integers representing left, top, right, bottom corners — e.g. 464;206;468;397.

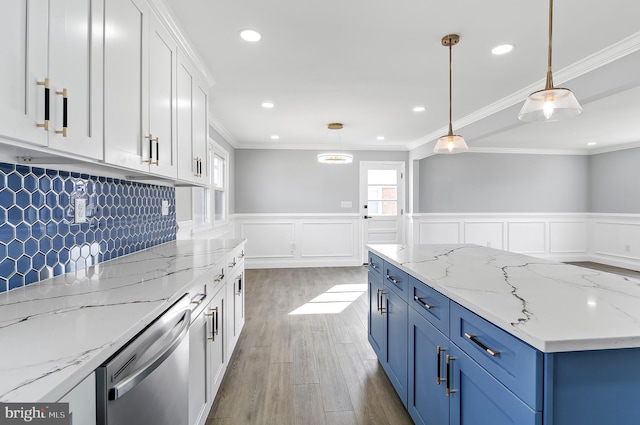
360;161;405;262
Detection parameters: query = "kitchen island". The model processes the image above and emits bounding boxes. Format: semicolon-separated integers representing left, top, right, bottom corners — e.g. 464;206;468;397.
367;244;640;425
0;238;245;405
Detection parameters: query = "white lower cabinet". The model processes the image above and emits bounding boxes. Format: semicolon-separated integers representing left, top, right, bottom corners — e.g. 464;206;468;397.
58;372;96;425
188;294;211;425
226;268;245;359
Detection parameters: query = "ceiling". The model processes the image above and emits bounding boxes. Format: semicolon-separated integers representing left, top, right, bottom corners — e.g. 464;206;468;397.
161;0;640;157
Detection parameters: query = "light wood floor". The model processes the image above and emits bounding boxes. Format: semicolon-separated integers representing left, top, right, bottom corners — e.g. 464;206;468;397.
205;267;413;425
567;261;640;279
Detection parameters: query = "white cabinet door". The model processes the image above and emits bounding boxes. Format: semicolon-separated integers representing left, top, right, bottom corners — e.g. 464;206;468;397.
48;0;104;160
104;0;149;172
189;304;210;425
226;268;245;359
0;0;49;146
192;81;209;180
58;372;96;425
177;54;196;182
147;12;177;178
208;286;225;398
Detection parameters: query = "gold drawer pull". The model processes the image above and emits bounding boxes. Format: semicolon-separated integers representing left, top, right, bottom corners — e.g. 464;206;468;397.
464;332;500;357
414;295;433;309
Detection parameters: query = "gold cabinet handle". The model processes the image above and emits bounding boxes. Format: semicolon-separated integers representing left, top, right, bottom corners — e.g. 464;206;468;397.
55;88;68;137
414;295;434;310
445;354;457;396
144;134;159;165
36;78;50;131
436;346;446;385
464;333;500;357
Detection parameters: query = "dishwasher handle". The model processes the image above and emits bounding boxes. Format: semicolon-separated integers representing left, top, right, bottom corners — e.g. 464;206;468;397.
109;308;191;400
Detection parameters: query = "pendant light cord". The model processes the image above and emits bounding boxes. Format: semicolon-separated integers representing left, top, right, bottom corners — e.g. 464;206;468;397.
545;0;555;90
448;38;453;137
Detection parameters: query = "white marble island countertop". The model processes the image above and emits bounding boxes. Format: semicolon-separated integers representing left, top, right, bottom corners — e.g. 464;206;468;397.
0;239;245;403
368;244;640;353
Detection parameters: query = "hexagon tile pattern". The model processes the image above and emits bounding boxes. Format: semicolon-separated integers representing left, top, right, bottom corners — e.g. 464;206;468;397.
0;161;176;293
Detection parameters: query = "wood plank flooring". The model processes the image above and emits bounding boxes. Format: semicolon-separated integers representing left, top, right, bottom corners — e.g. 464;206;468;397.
206;267;413;425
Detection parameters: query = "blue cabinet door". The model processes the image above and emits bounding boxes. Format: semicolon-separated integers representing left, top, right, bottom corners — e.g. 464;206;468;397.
384;286;408;407
448;344;542;425
368;272;386;360
408;308;449;425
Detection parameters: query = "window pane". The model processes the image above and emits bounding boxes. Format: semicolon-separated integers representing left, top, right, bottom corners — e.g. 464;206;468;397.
382;201;397;215
368;201;381;214
368;186;397;201
192;187;207;225
368;170;396;185
214;189;225;221
213;155;224;188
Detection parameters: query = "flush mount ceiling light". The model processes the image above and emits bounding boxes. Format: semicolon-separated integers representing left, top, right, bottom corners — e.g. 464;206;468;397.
518;0;582;122
270;135;280;140
261;101;274;108
239;29;262;42
317;123;353;164
434;34;469;154
413;106;426;112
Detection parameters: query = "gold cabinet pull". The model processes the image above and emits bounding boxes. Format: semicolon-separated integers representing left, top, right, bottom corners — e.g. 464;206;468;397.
36;78;50;131
144;134;159;165
55;88;68;137
464;333;500;357
445;354;457;396
414;295;434;310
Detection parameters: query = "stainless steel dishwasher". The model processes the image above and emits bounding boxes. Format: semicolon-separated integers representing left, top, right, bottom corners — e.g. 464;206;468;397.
96;295;191;425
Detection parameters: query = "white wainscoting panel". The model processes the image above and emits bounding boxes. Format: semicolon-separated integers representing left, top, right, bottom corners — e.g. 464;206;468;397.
301;222;354;257
234;214;362;268
593;220;640;261
419;222;460;244
549;221;587;253
508;222;546;254
240;222;295;258
464;222;504;249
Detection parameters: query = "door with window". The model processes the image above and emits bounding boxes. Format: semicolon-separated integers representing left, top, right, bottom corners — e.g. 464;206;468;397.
360;162;404;262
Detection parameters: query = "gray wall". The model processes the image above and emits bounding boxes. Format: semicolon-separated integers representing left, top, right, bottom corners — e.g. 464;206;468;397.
235;149;409;213
589;147;640;213
419;153;589;213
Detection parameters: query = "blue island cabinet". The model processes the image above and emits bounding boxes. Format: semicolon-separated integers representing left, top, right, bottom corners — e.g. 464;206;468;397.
369;248;640;425
367;253;409;407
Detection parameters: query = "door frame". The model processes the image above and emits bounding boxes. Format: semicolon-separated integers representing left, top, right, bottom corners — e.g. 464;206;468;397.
359;161;406;262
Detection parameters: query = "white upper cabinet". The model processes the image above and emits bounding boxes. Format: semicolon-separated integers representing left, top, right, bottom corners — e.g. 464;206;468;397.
177;51;208;184
104;0;150;172
148;13;177;178
104;0;177;178
0;0;104;159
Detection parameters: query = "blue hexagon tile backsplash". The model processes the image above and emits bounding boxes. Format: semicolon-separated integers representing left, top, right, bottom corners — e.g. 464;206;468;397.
0;161;176;293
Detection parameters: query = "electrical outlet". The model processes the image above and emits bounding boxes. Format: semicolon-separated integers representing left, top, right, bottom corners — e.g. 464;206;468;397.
75;198;87;223
161;200;169;216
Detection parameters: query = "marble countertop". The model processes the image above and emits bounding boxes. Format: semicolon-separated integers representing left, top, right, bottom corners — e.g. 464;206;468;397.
0;239;245;402
368;244;640;353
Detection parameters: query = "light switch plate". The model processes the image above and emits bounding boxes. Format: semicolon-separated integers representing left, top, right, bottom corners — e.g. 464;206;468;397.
75;198;87;223
161;200;169;216
341;201;353;208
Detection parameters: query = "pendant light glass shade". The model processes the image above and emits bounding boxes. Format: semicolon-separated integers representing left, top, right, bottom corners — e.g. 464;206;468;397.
434;34;468;154
518;0;582;122
434;134;468;154
518;87;582;122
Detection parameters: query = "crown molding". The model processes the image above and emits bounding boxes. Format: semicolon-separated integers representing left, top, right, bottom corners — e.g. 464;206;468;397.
234;142;410;151
148;0;215;87
208;114;240;148
408;31;640;154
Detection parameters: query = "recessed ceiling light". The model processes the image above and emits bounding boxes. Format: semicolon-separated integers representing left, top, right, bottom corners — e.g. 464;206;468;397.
376;136;385;140
587;142;597;146
270;135;280;140
491;44;514;55
240;29;262;42
261;102;274;108
413;106;426;112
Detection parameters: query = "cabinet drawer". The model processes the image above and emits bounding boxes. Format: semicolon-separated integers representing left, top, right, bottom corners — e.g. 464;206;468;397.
367;252;383;282
383;261;408;300
409;276;449;335
450;302;543;411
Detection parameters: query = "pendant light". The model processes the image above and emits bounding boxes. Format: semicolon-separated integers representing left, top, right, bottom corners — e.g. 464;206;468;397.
317;123;353;164
434;34;469;154
518;0;582;122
